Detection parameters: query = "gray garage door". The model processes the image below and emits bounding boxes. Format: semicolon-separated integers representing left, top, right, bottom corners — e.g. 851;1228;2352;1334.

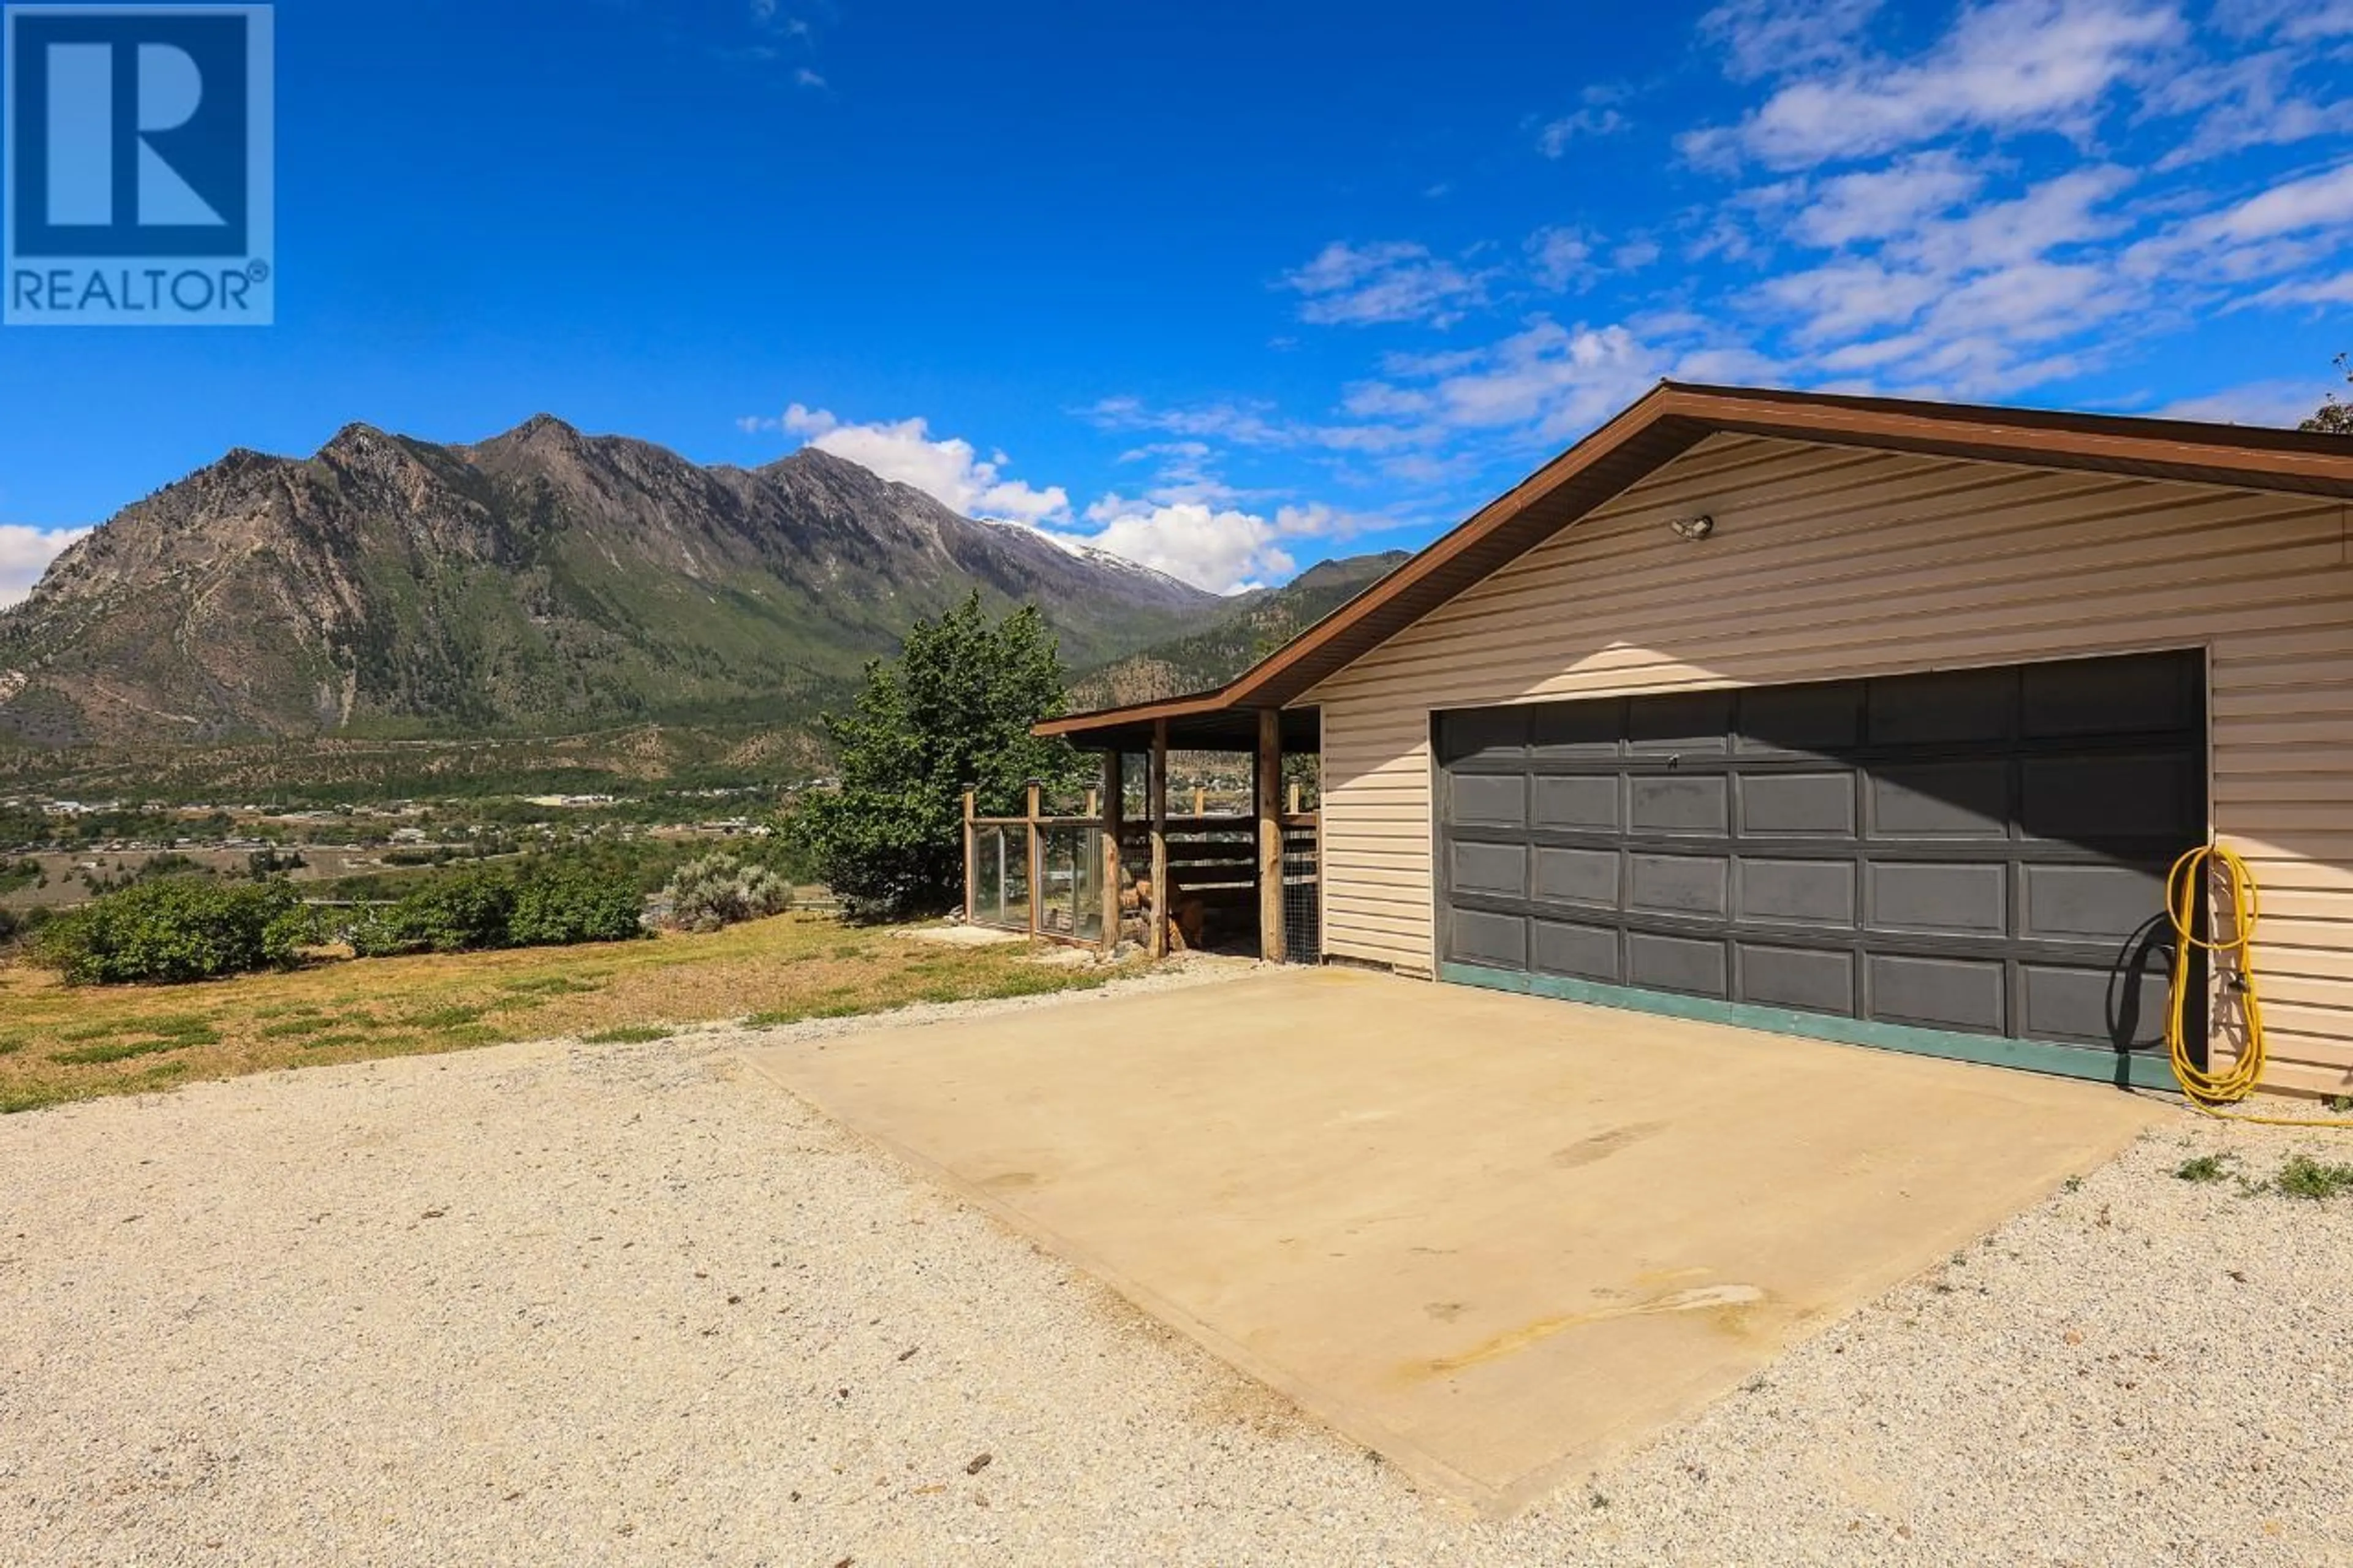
1435;651;2205;1084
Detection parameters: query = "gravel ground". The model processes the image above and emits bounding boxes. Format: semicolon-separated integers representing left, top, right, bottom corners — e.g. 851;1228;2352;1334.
4;967;2351;1567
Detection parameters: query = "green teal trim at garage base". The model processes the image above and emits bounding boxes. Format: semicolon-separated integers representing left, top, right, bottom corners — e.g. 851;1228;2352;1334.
1438;962;2180;1092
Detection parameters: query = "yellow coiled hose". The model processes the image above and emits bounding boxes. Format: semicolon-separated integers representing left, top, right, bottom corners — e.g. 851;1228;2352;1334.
2166;841;2350;1126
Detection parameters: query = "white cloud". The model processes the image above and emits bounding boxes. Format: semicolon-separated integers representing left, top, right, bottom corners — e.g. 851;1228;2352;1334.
1699;0;1884;81
1613;237;1662;270
1052;501;1298;594
1082;396;1298;447
742;404;1071;523
2196;158;2353;245
2151;378;2335;425
1745;162;2146;394
1535;86;1634;156
2242;271;2353;308
794;67;825;89
1789;151;1984;248
2144;49;2349;169
0;525;88;608
2213;0;2353;39
1281;240;1487;328
1343;319;1669;444
1526;226;1599;290
1692;0;2182;170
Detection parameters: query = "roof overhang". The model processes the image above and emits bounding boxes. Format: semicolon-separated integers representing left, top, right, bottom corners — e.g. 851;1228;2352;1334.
1039;379;2353;751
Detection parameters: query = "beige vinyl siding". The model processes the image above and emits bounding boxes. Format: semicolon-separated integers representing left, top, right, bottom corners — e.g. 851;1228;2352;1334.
1304;433;2353;1096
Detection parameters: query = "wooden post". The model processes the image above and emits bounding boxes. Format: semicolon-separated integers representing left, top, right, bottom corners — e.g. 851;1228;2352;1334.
1085;787;1099;818
962;786;977;923
1148;722;1169;959
1099;751;1123;953
1025;779;1043;939
1287;780;1302;816
1192;785;1206;817
1257;709;1286;963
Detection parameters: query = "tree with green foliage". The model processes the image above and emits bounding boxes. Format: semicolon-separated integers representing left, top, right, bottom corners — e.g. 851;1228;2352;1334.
2303;355;2352;435
32;878;309;985
791;594;1083;919
508;859;646;945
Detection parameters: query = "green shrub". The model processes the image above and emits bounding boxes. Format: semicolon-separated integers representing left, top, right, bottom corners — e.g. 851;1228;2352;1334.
509;860;645;946
349;859;644;956
662;852;793;933
2174;1153;2233;1183
350;866;517;956
2274;1153;2353;1201
29;878;306;985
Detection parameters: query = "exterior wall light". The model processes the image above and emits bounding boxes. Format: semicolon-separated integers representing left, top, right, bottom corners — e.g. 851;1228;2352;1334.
1669;513;1716;542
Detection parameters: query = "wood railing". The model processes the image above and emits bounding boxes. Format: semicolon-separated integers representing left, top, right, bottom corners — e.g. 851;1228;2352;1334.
963;774;1317;956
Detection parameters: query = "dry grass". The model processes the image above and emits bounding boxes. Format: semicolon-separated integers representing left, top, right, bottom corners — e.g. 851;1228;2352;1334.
0;915;1132;1115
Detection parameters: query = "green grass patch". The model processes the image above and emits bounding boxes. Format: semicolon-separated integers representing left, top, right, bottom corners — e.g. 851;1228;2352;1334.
397;1003;491;1029
2175;1153;2234;1183
423;1023;504;1048
582;1025;674;1044
51;1037;192;1066
45;1013;221;1065
2273;1153;2353;1200
499;974;605;997
258;1014;344;1040
299;1031;377;1051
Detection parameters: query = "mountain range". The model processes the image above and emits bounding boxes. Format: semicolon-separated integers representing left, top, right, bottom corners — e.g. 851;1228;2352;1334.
0;417;1405;785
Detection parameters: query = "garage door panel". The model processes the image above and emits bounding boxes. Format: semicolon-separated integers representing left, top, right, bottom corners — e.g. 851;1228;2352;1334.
1450;773;1528;828
1740;858;1857;927
1867;667;2013;745
1533;919;1620;983
2020;754;2200;843
1438;707;1528;767
1740;944;1858;1016
1628;854;1730;918
1868;953;2009;1034
1627;691;1733;754
1436;650;2205;1073
1627;931;1729;997
2020;961;2170;1049
2024;654;2199;739
1532;775;1619;832
1869;762;2012;839
1737;681;1863;757
1741;771;1857;836
2019;862;2168;944
1449;907;1528;969
1450;841;1527;900
1629;775;1728;834
1533;846;1619;907
1869;860;2008;936
1529;702;1624;757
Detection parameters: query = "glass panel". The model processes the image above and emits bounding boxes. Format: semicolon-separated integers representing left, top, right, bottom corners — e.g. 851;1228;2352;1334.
1003;828;1031;932
1073;826;1102;942
972;825;1030;931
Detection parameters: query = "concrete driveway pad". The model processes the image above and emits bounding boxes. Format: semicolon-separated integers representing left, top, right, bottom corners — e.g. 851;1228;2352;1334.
740;968;2160;1514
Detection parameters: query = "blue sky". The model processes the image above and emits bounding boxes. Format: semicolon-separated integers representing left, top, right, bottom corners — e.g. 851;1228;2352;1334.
2;0;2350;600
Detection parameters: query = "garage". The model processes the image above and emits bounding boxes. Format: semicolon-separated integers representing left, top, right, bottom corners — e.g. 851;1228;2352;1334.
1434;651;2206;1082
1039;382;2353;1100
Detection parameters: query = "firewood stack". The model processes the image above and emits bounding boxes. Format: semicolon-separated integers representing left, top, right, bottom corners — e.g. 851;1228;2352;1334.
1114;863;1198;951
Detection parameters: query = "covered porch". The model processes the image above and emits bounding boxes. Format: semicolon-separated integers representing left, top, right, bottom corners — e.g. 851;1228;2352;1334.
965;701;1321;963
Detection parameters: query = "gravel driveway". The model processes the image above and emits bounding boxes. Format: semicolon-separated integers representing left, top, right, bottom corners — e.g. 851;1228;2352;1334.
4;971;2349;1566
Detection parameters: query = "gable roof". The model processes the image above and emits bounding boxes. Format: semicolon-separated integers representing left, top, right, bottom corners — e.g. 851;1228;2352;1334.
1039;379;2353;748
